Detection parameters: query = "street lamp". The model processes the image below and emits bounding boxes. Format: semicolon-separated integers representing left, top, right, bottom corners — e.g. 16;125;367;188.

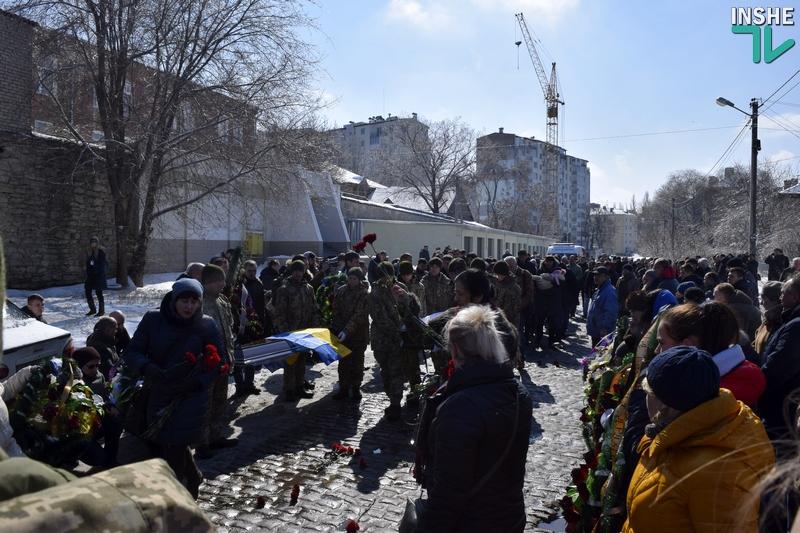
716;96;760;256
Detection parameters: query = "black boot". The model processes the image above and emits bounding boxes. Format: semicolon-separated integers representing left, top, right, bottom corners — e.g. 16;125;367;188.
96;292;105;316
333;386;348;400
350;386;362;401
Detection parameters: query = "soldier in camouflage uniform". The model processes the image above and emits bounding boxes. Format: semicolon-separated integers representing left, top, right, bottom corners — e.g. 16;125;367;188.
492;261;522;327
421;257;452;315
198;265;238;457
272;260;322;401
330;267;369;400
506;256;535;351
398;261;425;398
369;262;420;421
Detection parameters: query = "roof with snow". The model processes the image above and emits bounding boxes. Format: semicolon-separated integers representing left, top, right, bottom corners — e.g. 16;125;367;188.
369;186;454;212
780;182;800;196
328;165;386;189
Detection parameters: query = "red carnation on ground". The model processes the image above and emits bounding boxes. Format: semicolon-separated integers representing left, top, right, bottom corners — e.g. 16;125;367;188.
361;233;377;244
345;519;360;532
185;351;197;364
290;484;300;506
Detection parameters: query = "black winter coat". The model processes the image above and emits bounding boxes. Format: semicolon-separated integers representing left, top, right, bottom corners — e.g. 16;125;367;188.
124;292;226;446
418;361;532;533
760;304;800;442
85;249;108;290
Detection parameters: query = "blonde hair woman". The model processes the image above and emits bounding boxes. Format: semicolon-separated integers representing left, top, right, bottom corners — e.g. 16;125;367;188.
415;305;533;533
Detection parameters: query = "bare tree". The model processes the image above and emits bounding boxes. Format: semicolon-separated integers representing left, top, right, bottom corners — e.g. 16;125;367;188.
9;0;323;285
379;117;475;214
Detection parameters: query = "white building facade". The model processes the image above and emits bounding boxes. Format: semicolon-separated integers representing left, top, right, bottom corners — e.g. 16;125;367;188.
590;208;638;256
474;129;590;247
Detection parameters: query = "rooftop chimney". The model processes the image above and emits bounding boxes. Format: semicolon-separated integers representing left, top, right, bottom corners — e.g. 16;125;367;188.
412;112;418;119
499;127;504;134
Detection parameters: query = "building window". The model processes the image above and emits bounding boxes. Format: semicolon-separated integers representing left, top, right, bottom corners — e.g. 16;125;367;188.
36;56;58;96
179;102;194;133
464;236;473;253
369;126;382;146
33;120;52;131
477;237;484;257
231;121;243;145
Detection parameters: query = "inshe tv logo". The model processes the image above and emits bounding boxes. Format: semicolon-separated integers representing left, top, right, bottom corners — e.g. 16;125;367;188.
732;7;795;63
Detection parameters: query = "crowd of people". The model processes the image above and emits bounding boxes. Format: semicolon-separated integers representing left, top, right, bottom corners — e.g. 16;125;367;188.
5;241;800;532
567;249;800;533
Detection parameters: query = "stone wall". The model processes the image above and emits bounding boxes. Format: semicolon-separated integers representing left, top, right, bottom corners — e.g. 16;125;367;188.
0;132;116;289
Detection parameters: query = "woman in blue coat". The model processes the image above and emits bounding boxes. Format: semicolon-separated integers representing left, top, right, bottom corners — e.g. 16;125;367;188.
124;278;226;498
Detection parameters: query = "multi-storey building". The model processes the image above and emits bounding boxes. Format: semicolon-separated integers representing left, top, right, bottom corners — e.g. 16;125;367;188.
474;128;590;246
590;206;638;256
329;113;428;185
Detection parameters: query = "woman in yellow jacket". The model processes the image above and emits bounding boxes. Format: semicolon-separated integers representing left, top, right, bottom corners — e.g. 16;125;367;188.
622;346;775;533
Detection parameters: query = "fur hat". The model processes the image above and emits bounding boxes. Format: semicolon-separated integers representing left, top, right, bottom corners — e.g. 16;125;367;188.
493;261;510;276
378;261;396;279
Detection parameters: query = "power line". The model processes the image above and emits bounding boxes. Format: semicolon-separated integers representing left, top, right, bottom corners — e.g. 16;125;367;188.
762;112;800;143
564;125;743;142
703;121;751;179
762;69;800;112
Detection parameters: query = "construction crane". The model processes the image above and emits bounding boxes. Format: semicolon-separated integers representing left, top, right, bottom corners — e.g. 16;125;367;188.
515;12;564;238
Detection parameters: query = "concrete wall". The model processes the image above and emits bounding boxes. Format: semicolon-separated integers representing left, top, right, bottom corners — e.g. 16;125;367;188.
0;12;33;134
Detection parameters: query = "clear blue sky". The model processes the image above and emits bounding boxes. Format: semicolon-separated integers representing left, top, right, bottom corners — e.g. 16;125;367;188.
306;0;800;206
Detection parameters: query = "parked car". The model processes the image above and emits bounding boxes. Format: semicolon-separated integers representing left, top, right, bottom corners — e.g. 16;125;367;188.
2;299;71;379
546;243;586;257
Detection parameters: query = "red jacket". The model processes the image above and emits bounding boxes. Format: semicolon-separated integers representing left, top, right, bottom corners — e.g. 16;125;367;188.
720;360;765;409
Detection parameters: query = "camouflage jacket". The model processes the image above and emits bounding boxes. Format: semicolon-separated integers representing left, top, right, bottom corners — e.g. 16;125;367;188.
421;273;452;314
203;293;236;363
331;282;370;348
0;455;214;531
369;279;419;350
272;278;322;333
512;267;535;310
406;280;427;317
493;276;522;326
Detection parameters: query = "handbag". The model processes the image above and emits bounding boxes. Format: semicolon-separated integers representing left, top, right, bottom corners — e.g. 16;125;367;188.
400;384;522;532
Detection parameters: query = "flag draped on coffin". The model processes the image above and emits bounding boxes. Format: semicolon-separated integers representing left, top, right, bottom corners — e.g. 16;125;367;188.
240;328;351;372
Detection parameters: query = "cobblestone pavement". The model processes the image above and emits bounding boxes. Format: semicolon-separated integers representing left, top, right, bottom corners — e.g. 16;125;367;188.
197;320;590;532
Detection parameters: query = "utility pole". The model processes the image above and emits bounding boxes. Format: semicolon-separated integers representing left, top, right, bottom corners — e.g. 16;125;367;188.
671;197;676;258
749;98;760;257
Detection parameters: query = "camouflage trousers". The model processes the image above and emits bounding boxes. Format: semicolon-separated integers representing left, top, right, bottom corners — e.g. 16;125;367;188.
337;346;365;389
202;374;230;445
372;344;404;406
401;348;422;388
283;352;308;393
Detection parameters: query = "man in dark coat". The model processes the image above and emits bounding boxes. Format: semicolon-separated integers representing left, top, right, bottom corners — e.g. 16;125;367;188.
765;249;790;281
728;266;759;307
759;276;800;450
123;278;226;498
419;245;431;261
84;236;108;316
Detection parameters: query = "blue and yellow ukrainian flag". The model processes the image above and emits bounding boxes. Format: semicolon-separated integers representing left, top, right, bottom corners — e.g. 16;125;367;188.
270;328;351;365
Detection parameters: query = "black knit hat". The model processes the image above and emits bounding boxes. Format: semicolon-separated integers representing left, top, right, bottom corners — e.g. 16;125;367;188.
73;346;101;368
289;260;306;273
645;346;720;412
493;261;510;276
398;261;414;276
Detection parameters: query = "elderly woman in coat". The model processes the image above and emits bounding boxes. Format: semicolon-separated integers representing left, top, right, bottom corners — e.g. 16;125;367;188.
416;305;533;533
123;278;226;498
622;346;774;533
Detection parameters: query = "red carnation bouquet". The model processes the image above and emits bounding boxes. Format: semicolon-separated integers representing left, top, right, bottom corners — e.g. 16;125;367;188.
351;233;379;257
142;343;224;441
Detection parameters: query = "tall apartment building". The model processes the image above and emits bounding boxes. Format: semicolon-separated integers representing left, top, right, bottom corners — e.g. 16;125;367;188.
474;128;590;246
590;207;638;256
329;113;428;185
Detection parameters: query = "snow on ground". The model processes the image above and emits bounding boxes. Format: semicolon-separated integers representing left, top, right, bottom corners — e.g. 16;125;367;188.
7;273;182;347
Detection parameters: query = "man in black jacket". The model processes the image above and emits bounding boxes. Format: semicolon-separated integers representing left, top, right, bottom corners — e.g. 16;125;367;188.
21;294;46;323
765;249;790;281
760;276;800;451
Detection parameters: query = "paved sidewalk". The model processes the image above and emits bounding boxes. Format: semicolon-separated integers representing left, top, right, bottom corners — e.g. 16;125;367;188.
197;322;589;532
